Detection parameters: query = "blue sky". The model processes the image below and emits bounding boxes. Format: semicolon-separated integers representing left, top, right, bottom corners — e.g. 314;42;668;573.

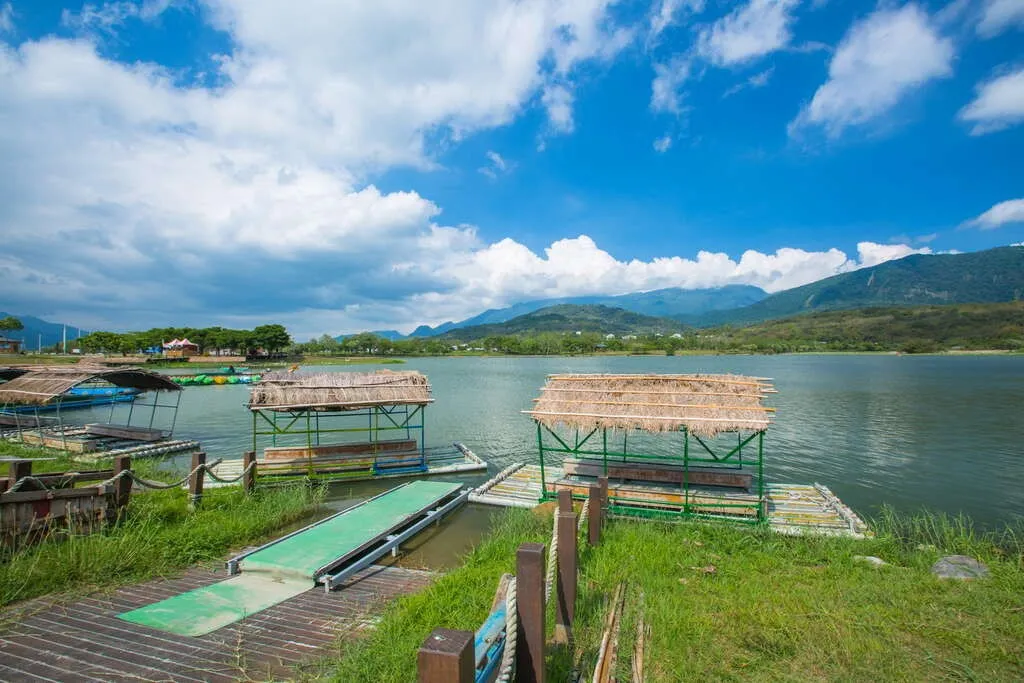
1;0;1022;339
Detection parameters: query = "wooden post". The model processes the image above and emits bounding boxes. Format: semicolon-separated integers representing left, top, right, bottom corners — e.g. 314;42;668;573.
557;488;573;513
517;542;546;683
242;451;256;494
598;475;609;520
418;627;474;683
188;452;206;509
554;509;577;644
8;460;31;489
588;484;602;546
113;456;132;511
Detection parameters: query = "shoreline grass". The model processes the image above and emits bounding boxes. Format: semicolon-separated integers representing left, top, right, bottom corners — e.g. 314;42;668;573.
0;440;325;609
324;508;1024;682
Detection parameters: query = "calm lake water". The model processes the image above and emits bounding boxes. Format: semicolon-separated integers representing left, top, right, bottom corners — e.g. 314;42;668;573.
70;355;1024;529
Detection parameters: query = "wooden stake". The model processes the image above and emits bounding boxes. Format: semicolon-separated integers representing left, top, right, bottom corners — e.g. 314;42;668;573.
418;628;474;683
242;451;256;494
113;456;131;511
554;509;577;644
587;484;602;546
516;542;546;683
188;452;206;509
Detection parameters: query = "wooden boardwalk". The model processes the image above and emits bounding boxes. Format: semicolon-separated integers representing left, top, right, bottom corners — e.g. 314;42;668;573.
0;564;435;682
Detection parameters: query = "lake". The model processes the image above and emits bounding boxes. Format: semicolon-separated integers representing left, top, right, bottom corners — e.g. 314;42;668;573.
70;355;1024;528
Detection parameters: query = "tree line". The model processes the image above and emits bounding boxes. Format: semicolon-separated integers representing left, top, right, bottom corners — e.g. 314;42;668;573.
75;325;292;355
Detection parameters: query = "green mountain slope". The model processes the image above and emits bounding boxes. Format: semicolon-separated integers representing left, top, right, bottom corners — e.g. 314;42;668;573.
442;304;684;340
690;246;1024;327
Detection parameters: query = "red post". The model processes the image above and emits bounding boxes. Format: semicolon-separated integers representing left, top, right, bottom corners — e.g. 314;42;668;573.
554;509;578;644
588;484;602;546
242;451;256;494
418;627;474;683
113;456;132;511
557;488;573;513
517;542;546;683
188;451;206;509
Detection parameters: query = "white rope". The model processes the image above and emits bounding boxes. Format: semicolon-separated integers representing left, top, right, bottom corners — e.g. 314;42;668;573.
578;497;590;534
545;511;559;604
204;460;257;484
496;577;517;683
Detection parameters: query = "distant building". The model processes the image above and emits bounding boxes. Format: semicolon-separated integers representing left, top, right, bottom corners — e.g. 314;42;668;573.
162;338;200;358
0;337;23;353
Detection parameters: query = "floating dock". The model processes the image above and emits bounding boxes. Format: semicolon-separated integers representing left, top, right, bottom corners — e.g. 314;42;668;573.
1;424;199;461
470;463;870;538
118;480;468;636
205;442;486;488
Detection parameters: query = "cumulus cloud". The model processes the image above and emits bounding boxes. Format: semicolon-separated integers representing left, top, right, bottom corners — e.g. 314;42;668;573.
696;0;800;67
977;0;1024;36
790;4;954;138
964;199;1024;229
542;84;575;134
959;67;1024;135
651;57;691;113
649;0;705;41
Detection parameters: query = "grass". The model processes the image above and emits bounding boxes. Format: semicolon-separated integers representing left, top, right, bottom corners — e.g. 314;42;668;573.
0;440;325;609
323;508;1024;682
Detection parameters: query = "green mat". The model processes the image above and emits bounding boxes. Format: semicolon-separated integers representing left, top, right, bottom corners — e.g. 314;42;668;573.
117;573;309;636
116;480;462;636
240;479;461;578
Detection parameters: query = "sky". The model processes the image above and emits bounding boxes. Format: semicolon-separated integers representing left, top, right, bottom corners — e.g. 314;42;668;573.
0;0;1022;340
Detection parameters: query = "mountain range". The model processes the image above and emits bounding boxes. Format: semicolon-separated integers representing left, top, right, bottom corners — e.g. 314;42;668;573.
0;313;85;350
440;304;685;340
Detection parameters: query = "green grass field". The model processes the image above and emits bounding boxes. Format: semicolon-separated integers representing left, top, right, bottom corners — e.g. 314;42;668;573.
325;508;1024;682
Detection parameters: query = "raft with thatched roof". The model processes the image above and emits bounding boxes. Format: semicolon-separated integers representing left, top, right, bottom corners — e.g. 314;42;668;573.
467;372;867;537
205;369;486;486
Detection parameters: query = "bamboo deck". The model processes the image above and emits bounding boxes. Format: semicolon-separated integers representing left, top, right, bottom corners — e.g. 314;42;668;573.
204;443;487;489
470;463;870;538
2;425;199;461
0;564;434;682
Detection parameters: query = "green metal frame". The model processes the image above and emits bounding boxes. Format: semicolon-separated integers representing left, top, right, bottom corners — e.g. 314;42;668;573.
536;422;767;523
250;403;428;478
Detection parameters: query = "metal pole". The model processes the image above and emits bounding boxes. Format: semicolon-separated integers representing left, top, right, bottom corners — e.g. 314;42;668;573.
758;431;765;522
167;391;182;437
537;422;546;500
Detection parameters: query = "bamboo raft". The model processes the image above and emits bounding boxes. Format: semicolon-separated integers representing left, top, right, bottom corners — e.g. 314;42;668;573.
470;463;870;538
204;442;486;488
2;424;199;460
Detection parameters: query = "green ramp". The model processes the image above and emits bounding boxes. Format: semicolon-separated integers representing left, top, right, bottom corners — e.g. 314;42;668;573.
117;480;464;636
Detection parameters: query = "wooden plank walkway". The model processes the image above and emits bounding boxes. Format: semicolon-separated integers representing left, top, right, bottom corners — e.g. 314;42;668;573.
0;564;435;682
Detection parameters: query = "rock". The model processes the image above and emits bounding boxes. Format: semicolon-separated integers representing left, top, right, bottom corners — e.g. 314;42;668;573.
854;555;888;567
931;555;990;580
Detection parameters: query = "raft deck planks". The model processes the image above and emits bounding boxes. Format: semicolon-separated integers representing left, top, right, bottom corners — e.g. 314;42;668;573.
0;564;434;682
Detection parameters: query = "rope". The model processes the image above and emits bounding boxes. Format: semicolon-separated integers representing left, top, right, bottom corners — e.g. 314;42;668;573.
204;460;257;484
545;511;558;604
4;474;74;493
578;497;590;534
496;577;517;683
99;459;223;490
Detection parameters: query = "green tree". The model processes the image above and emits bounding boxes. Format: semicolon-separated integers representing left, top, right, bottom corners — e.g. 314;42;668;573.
0;316;23;333
252;324;291;353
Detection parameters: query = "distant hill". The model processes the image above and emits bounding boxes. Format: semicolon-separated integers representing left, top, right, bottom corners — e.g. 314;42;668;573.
0;312;84;351
688;246;1024;327
442;304;685;340
408;285;765;337
705;301;1024;352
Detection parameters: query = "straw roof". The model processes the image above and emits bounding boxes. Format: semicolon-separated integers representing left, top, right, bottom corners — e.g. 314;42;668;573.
525;373;775;437
0;365;180;405
248;370;432;411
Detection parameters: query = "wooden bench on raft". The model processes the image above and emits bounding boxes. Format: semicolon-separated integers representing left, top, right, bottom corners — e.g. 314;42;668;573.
563;458;754;491
85;423;165;442
259;440;425;478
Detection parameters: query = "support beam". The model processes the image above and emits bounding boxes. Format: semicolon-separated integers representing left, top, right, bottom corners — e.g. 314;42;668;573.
516;542;546;683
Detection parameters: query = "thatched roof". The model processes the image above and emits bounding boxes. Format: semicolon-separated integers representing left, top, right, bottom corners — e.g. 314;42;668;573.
0;365;181;405
525;373;775;437
248;370;433;411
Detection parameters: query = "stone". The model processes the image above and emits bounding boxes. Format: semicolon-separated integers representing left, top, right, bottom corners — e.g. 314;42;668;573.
854;555;888;567
931;555;990;580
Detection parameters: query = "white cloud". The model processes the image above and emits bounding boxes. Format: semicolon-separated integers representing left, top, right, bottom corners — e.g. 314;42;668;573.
479;150;512;179
649;0;705;41
696;0;800;67
653;134;673;152
542;84;575;133
723;66;775;97
0;3;13;34
790;4;954;138
977;0;1024;36
958;67;1024;135
855;241;931;268
964;199;1024;229
651;57;691;113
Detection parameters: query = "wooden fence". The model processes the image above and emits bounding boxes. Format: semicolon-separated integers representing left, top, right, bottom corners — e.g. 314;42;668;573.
418;477;610;683
0;450;259;546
